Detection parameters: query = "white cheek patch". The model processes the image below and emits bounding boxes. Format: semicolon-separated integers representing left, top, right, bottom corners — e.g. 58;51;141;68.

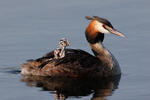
95;21;110;34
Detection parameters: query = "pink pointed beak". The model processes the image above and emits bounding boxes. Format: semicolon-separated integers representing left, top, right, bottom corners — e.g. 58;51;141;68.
103;25;125;37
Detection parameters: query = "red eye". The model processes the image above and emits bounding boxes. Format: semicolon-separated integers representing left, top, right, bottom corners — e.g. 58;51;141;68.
102;24;106;29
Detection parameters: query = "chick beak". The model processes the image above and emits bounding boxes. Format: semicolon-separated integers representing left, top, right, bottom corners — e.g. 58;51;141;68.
103;25;125;37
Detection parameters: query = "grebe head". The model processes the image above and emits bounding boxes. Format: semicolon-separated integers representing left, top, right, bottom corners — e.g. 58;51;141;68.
85;16;125;43
59;38;70;49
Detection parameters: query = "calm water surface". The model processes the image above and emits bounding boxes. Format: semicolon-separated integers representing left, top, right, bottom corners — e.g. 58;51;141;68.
0;0;150;100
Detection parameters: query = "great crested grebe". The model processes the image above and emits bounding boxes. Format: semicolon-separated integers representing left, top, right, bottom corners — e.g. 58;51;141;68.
21;16;125;78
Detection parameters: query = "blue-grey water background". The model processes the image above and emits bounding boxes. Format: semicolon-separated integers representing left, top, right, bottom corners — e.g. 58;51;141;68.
0;0;150;100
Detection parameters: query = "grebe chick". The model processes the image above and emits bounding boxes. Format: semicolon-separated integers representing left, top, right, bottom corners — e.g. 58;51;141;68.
37;38;70;69
56;38;70;59
21;16;125;78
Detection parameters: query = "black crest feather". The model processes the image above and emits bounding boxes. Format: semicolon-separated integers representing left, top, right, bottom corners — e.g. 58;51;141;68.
85;16;113;28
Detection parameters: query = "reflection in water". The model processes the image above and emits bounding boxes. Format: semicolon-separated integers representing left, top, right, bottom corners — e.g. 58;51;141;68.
21;75;121;100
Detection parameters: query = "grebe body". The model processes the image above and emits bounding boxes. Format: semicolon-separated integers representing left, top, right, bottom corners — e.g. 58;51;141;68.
21;16;124;78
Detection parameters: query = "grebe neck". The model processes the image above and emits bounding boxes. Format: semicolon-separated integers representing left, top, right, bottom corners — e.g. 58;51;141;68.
59;47;66;58
90;42;114;69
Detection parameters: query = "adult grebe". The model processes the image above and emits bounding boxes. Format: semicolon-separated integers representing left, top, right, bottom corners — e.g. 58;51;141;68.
21;16;125;78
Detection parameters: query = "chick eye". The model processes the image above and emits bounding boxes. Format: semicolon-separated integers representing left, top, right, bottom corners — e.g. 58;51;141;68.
60;42;63;45
61;41;66;46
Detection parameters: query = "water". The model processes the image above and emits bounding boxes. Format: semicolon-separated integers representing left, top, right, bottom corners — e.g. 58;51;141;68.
0;0;150;100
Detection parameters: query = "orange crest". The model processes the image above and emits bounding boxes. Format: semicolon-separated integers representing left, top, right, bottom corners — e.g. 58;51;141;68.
86;20;100;38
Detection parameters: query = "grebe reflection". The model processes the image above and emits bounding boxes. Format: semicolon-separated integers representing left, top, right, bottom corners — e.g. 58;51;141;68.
21;75;121;100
